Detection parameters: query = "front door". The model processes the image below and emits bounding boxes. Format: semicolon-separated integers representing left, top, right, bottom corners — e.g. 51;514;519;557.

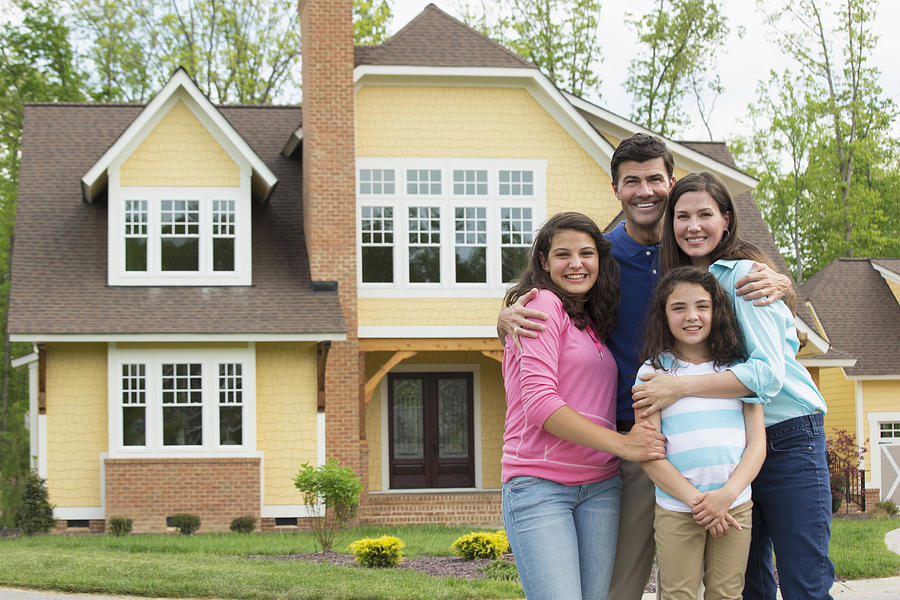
388;372;475;489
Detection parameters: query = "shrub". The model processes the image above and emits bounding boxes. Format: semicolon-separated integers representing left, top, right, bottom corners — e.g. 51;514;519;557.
875;500;898;517
451;530;509;560
478;557;519;581
230;515;256;533
347;535;405;568
14;472;55;535
171;513;201;535
107;517;133;537
293;460;363;552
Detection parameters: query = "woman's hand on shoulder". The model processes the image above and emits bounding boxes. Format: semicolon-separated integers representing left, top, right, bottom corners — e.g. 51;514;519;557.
734;261;793;307
632;372;684;419
618;421;666;462
497;288;548;351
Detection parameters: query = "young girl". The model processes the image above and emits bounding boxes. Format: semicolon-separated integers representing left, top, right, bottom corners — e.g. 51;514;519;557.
501;211;666;600
637;265;766;600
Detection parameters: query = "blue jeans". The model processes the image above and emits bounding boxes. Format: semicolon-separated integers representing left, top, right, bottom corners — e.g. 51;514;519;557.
744;412;835;600
502;475;622;600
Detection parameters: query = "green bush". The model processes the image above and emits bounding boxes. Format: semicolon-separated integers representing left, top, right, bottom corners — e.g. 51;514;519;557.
450;530;510;560
229;515;256;533
107;517;132;536
14;472;55;535
875;500;898;517
171;513;201;535
478;557;519;581
347;535;405;568
293;460;363;551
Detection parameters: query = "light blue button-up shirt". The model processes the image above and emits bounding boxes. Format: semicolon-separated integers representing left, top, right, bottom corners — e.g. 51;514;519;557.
709;259;827;427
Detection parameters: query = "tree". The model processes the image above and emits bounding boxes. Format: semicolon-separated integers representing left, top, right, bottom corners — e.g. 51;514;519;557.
625;0;729;137
455;0;603;97
353;0;391;45
294;461;363;552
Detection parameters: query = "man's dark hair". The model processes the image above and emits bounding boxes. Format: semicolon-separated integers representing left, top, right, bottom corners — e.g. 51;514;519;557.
610;133;674;187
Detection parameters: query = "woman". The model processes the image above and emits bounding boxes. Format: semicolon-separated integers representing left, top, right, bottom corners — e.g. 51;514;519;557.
632;172;834;600
502;211;666;600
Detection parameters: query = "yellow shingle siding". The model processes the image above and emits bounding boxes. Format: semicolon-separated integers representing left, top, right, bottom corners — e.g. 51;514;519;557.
886;280;900;304
45;343;107;508
364;350;505;490
120;100;240;187
359;297;505;327
862;380;900;472
820;367;856;438
256;342;319;505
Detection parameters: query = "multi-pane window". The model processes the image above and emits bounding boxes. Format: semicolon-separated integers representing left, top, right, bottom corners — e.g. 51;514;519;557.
500;207;534;282
124;200;148;272
880;423;900;443
454;207;487;283
218;363;243;446
160;200;200;271
499;170;534;196
360;206;394;283
452;170;488;196
408;207;441;283
407;169;442;195
359;169;395;195
161;363;203;446
212;200;235;272
121;364;146;446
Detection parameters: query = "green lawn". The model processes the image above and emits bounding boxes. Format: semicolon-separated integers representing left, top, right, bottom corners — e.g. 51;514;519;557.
0;520;896;599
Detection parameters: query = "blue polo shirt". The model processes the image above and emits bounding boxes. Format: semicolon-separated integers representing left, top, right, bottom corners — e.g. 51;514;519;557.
604;222;661;422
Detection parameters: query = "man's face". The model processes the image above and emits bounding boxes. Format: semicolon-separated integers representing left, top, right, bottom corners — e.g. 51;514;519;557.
612;157;673;234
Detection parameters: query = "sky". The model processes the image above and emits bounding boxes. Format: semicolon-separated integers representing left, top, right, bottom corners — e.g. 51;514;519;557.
387;0;900;143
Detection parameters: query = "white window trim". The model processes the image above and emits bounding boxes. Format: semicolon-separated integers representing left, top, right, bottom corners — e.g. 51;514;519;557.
108;182;252;286
868;411;900;494
107;344;257;458
378;363;482;491
356;157;546;298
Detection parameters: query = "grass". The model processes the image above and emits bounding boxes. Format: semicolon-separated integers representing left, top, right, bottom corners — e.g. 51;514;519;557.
0;525;523;600
0;519;897;598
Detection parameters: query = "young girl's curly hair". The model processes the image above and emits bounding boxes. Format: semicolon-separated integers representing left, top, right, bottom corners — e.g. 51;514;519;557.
504;211;619;341
640;266;745;370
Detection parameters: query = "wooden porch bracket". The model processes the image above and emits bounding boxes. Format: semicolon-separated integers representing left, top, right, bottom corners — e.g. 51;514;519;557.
364;350;417;404
480;350;504;363
316;341;331;412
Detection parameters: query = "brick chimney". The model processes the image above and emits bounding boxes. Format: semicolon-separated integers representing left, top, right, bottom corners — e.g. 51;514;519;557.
298;0;362;478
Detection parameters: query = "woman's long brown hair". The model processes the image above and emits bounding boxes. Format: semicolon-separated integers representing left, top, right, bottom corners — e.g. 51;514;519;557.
504;212;620;341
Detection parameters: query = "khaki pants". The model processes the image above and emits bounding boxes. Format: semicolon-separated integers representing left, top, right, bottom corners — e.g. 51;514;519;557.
606;458;656;600
654;500;753;600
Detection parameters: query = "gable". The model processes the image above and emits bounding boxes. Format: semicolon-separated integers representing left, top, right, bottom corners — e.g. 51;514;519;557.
121;100;240;187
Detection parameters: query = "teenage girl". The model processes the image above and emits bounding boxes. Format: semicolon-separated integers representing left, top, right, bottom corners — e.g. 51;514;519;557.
636;265;766;600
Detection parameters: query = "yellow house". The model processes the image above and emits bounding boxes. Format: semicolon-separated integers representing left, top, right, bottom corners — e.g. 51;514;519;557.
10;2;782;531
797;258;900;507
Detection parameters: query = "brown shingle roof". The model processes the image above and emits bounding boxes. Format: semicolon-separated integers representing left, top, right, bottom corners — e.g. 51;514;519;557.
9;103;346;336
354;4;534;69
679;141;738;169
798;258;900;376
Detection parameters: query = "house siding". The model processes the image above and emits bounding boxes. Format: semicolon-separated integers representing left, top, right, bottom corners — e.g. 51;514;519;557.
359;298;503;328
886;280;900;304
820;367;856;439
120;99;240;187
256;342;319;505
45;343;107;509
863;380;900;473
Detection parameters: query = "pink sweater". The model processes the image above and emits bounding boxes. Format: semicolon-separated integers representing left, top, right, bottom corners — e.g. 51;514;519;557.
501;289;619;485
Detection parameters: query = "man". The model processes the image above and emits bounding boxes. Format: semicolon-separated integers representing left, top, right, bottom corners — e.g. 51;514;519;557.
498;133;791;600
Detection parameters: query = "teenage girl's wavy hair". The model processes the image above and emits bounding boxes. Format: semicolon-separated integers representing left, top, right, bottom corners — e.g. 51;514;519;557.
504;212;620;341
660;171;775;273
640;266;745;370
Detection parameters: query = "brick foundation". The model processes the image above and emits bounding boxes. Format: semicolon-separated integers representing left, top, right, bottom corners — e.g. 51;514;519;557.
359;492;502;527
105;457;260;533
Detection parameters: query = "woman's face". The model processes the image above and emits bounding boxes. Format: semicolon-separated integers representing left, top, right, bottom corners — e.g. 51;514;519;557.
672;190;731;268
541;229;599;307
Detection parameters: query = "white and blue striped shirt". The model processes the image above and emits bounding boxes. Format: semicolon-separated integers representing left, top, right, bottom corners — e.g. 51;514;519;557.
637;355;752;513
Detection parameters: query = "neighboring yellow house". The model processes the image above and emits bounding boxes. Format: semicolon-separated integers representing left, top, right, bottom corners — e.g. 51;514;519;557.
797;258;900;507
10;2;782;531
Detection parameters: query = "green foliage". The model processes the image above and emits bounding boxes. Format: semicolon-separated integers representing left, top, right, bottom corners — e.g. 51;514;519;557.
171;513;200;535
478;557;519;581
229;515;255;533
353;0;392;45
107;517;133;537
14;472;54;535
450;530;510;560
874;500;898;517
293;460;363;552
347;535;405;568
625;0;729;137
825;428;866;513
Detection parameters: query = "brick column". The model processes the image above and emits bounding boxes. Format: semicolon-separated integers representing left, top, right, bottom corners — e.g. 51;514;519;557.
298;0;363;482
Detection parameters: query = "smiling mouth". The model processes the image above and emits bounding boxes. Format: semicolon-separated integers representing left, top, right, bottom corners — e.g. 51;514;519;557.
683;325;702;331
634;201;657;209
564;274;588;280
685;237;706;243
